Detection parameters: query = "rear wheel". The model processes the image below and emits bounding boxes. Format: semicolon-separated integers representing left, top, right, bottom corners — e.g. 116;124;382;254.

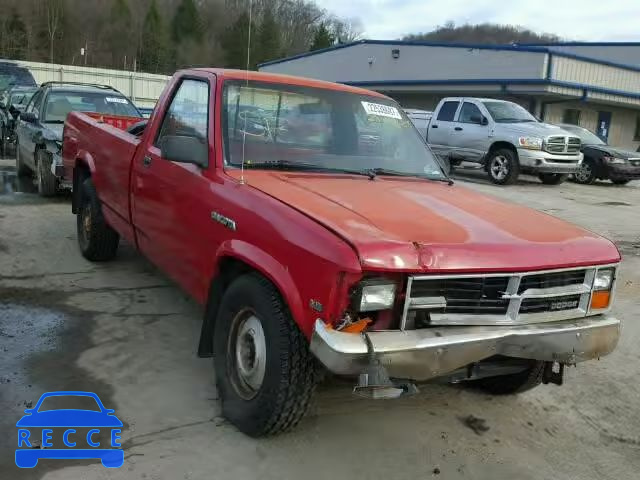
469;360;544;395
611;178;630;185
487;148;519;185
538;173;568;185
573;160;596;184
214;273;317;437
77;178;120;261
36;150;57;196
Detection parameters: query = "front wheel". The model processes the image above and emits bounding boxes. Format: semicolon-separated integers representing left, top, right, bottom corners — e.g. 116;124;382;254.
77;178;120;261
214;273;317;437
469;360;544;395
538;173;568;185
487;148;519;185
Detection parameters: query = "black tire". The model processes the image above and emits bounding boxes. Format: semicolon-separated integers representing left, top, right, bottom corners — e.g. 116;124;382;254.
611;178;630;185
470;360;544;395
573;160;596;184
214;273;317;437
486;148;520;185
538;173;568;185
36;150;58;196
77;178;119;261
15;142;31;176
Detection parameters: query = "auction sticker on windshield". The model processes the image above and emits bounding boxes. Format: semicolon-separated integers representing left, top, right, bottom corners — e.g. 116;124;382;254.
361;101;402;120
105;97;129;104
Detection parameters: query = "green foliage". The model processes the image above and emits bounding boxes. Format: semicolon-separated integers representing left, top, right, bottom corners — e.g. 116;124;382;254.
404;22;560;44
139;0;169;73
257;10;280;65
4;8;28;59
310;23;334;51
172;0;202;43
220;12;258;69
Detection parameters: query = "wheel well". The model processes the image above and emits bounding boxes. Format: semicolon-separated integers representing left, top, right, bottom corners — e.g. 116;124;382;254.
72;161;91;214
197;256;261;358
484;142;518;169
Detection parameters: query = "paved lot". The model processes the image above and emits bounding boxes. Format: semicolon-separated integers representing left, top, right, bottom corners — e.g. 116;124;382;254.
1;157;639;480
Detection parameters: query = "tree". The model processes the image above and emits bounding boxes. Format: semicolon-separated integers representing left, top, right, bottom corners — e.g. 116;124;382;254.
139;0;169;73
172;0;203;43
3;8;28;59
257;9;280;65
220;12;257;69
403;22;561;44
106;0;133;68
328;17;362;44
45;0;64;64
310;22;334;51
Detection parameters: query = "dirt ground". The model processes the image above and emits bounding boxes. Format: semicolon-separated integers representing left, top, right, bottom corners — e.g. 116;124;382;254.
1;157;639;480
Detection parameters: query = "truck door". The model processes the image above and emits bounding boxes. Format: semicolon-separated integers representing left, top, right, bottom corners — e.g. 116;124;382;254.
131;75;216;298
427;100;460;159
450;100;489;164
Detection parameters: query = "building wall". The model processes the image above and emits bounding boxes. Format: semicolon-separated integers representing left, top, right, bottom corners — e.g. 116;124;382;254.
261;43;548;84
546;45;640;68
544;100;640;150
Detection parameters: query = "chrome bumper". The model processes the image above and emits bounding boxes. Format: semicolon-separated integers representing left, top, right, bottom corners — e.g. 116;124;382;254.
518;149;583;173
310;316;620;381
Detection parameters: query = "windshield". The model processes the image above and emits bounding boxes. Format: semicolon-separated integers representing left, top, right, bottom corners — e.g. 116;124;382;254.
222;81;445;179
482;101;537;123
43;91;140;123
9;88;37;106
560;125;606;145
0;64;36;91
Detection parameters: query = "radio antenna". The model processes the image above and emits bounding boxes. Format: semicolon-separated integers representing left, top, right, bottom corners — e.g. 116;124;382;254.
239;0;253;185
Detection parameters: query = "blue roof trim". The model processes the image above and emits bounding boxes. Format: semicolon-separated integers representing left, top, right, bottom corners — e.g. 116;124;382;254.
339;78;640;101
518;41;640;47
258;40;366;67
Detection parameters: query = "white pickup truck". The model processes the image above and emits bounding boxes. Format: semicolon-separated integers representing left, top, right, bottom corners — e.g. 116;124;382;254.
412;98;583;185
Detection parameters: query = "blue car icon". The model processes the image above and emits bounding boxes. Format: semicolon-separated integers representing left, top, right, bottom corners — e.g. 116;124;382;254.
16;391;124;468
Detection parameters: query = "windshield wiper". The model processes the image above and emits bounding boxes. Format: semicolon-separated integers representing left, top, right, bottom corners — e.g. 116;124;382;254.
242;160;370;176
366;168;454;185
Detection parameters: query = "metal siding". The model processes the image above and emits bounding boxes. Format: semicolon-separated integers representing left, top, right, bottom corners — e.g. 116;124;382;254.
549;46;640;67
260;44;547;83
16;60;170;108
551;56;640;96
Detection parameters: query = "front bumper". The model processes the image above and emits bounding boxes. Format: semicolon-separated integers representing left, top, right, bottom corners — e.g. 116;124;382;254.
609;163;640;180
310;316;620;381
517;148;583;173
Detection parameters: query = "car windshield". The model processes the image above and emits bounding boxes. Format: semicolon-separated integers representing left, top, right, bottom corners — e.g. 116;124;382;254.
10;88;37;106
561;125;606;145
482;101;537;123
222;81;446;179
43;91;140;123
0;64;36;91
37;395;101;412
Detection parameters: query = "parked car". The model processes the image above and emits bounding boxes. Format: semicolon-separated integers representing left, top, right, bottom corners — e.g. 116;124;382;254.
556;123;640;185
426;97;583;185
137;106;154;118
0;61;36;94
63;69;620;437
404;108;433;139
0;85;37;155
16;82;141;196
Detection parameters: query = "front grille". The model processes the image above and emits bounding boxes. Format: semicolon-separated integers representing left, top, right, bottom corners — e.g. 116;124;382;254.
518;270;586;293
544;136;581;155
402;265;614;328
411;277;510;315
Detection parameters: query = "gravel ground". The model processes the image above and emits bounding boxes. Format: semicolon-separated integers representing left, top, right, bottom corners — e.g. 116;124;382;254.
1;157;639;480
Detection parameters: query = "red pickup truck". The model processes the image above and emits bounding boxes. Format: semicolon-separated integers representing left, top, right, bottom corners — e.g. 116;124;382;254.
63;69;621;437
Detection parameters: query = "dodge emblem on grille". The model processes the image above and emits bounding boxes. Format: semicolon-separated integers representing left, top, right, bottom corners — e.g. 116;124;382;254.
549;299;579;311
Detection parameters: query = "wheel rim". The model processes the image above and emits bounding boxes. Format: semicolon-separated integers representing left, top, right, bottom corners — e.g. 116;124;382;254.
490;155;509;180
575;163;592;182
228;309;266;400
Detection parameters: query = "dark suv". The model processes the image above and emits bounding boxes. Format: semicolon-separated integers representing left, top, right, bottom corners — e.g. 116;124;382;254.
15;82;140;196
0;85;37;155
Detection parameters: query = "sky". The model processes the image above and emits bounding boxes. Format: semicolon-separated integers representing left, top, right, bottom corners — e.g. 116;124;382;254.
317;0;640;41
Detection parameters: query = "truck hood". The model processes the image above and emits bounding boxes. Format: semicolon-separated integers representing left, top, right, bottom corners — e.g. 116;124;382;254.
233;171;620;273
501;122;575;138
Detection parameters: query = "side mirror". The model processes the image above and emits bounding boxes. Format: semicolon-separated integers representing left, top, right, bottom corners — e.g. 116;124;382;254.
469;115;483;125
20;112;37;124
159;135;208;167
481;116;489;126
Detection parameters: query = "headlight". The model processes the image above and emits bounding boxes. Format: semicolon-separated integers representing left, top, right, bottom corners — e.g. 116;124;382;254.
352;279;396;312
593;268;614;291
518;136;543;150
604;156;625;164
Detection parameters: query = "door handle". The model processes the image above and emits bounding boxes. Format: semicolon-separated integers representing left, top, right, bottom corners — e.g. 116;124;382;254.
143;155;152;167
431;125;438;129
454;127;463;131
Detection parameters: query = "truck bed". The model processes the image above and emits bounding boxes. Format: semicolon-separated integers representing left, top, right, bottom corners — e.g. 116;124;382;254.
63;111;143;246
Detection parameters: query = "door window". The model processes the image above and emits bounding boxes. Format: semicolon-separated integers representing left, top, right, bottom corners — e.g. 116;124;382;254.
156;79;209;146
436;101;459;122
458;102;483;124
26;90;43;115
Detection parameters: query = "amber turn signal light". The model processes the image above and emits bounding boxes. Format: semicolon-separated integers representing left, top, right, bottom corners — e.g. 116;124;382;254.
590;291;610;310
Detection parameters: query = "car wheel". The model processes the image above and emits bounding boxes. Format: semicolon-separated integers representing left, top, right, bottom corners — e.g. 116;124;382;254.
214;273;317;437
573;160;596;184
611;178;630;185
538;173;568;185
15;142;31;176
468;360;544;395
36;150;58;196
487;148;519;185
77;177;120;261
